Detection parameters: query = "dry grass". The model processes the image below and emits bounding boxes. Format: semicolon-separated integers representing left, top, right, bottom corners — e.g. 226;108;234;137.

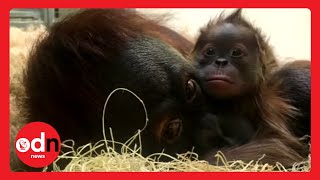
10;25;47;137
45;137;310;172
10;26;310;173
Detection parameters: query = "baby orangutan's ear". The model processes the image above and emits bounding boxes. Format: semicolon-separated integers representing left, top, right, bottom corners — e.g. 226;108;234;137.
185;79;202;104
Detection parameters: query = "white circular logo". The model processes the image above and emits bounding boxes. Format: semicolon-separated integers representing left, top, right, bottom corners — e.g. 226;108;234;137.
16;138;30;153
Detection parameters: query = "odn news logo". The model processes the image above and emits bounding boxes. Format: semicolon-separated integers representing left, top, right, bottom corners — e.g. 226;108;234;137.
15;122;61;168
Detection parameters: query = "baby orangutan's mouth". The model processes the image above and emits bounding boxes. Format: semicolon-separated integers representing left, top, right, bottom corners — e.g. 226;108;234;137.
206;75;234;84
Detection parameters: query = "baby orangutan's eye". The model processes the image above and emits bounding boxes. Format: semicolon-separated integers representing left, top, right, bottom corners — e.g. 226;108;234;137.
204;47;216;57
